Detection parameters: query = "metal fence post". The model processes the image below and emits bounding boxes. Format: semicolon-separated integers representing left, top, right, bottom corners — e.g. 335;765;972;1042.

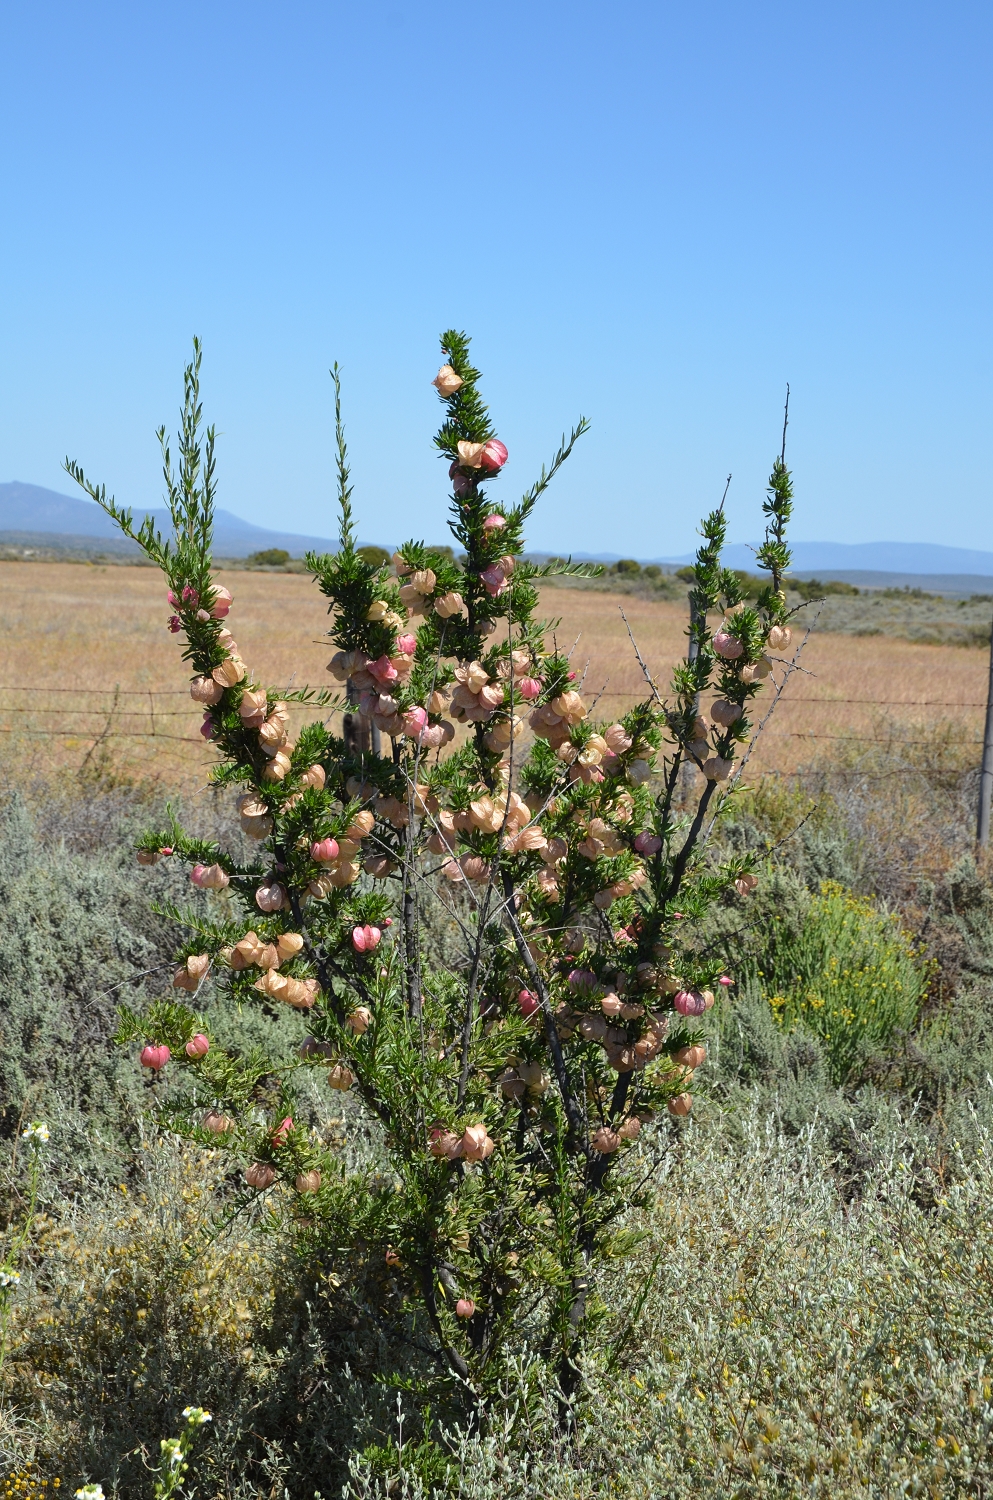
977;610;993;847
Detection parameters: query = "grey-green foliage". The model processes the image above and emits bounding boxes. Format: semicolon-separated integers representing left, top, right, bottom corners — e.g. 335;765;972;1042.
344;1104;993;1500
0;793;187;1178
6;1104;993;1498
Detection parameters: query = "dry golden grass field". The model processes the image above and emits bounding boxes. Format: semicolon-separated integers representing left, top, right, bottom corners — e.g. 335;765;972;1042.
0;560;988;792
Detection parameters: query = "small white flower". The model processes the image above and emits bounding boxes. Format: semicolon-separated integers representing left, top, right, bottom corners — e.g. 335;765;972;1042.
21;1121;50;1143
0;1270;21;1288
159;1436;184;1471
181;1404;212;1425
75;1486;105;1500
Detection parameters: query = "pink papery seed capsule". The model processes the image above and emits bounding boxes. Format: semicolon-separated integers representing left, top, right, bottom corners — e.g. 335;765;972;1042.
634;830;662;855
368;655;399;686
518;989;539;1019
185;1033;210;1059
402;706;428;738
483;512;507;530
481;566;508;597
255;881;288;913
480;438;508;471
202;1110;233;1135
271;1116;293;1147
600;993;623;1019
295;1170;321;1194
712;631;743;660
710;699;743;728
352;924;382;953
591;1126;621;1154
668;1093;693;1117
604;723;633;754
568;969;597;993
719;973;734;987
209;586;233;618
245;1162;277;1190
396;633;417;655
429;1126;463;1159
460;1124;495;1162
140;1043;170;1071
200;715;216;740
455;1298;476;1319
735;873;759;897
190;862;230;891
673;990;707;1018
310;838;340;864
516;677;542;701
190;675;223;705
674;1044;707;1068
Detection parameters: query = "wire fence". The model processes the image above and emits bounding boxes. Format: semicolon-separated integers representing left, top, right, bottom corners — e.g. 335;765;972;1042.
0;684;986;755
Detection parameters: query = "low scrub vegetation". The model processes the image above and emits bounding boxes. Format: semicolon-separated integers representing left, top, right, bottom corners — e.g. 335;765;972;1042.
2;714;992;1494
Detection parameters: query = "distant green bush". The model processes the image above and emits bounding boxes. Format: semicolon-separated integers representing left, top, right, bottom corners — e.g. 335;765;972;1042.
751;880;929;1082
356;544;391;568
614;558;641;575
788;575;860;599
642;564;661;580
246;548;291;566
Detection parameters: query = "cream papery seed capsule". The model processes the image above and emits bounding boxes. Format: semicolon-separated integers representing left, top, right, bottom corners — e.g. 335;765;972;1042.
263;751;292;782
346;1007;372;1035
190;675;224;705
617;1116;642;1140
295;1170;321;1194
239;688;268;723
432;364;464;396
259;717;289;751
136;850;162;866
741;656;773;684
457;439;485;468
346;809;376;838
365;600;389;622
327;1064;354;1091
299;763;326;790
409;568;436;595
276;933;305;961
702;756;734;782
202;1110;233;1135
767;624;792;650
668;1093;693;1117
212;657;246;687
435;591;465;618
246;1162;277;1189
675;1044;707;1068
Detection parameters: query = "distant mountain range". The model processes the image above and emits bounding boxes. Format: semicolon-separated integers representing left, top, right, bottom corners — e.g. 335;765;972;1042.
0;481;338;558
3;481;993;582
656;540;993;576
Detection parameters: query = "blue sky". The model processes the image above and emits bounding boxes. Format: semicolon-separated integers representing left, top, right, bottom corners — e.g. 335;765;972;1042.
1;1;989;556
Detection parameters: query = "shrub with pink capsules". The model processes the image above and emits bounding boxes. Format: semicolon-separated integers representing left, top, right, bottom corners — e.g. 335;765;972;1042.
70;329;802;1419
